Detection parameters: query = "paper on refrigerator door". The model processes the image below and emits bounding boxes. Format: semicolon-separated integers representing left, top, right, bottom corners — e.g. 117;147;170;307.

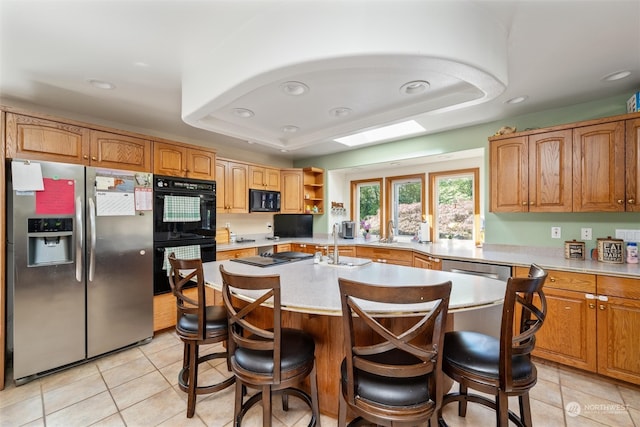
96;191;135;216
11;161;44;191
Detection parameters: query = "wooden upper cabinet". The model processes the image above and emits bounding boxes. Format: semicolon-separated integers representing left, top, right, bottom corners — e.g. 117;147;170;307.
528;130;573;212
626;118;640;212
5;113;90;164
280;168;303;214
490;131;572;213
573;121;625;212
216;159;248;213
153;140;215;180
248;165;280;191
490;136;528;212
5;113;152;172
90;131;151;172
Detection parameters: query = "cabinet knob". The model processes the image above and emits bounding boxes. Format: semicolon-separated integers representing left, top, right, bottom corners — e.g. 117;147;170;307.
83;155;89;159
91;156;97;161
617;199;624;204
599;304;606;310
522;201;528;206
628;198;636;204
589;303;596;309
529;201;534;205
549;277;556;282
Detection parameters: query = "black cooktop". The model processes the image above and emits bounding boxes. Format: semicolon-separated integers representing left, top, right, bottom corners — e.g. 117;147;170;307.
229;251;313;267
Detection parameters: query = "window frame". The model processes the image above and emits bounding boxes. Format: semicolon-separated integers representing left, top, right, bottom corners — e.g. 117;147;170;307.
384;173;426;240
428;167;480;243
350;178;383;235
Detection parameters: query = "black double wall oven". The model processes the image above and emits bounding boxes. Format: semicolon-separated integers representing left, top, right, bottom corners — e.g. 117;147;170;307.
153;175;216;294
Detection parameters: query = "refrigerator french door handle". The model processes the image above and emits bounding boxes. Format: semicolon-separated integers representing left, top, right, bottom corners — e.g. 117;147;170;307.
88;197;97;282
75;196;83;282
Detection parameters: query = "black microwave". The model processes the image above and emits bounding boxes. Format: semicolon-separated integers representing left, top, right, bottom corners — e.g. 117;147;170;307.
249;189;281;212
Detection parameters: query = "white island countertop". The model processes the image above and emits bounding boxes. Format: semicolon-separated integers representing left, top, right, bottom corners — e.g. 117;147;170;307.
202;257;507;316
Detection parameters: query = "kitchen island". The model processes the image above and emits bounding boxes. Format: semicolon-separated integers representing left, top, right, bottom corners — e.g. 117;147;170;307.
202;257;507;416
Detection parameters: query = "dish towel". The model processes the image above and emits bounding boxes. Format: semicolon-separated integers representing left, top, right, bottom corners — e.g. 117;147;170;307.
163;245;202;275
163;195;201;222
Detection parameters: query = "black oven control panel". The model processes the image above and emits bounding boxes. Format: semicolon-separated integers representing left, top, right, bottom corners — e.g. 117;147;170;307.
154;176;215;194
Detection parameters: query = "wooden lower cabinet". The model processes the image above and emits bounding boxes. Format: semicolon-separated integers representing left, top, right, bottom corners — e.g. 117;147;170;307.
412;253;442;270
515;267;640;385
216;247;257;260
596;275;640;384
274;243;292;253
153;287;218;332
355;246;413;266
291;243;315;254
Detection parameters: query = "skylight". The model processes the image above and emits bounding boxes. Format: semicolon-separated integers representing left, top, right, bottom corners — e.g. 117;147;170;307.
334;120;426;147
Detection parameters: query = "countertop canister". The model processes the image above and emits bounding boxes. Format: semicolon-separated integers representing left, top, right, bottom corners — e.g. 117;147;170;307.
597;237;624;263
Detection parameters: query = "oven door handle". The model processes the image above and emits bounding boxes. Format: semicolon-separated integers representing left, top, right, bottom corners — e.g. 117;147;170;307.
156;243;216;252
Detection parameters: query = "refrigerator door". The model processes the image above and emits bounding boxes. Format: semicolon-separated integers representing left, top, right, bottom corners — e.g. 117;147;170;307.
86;168;153;358
10;161;86;380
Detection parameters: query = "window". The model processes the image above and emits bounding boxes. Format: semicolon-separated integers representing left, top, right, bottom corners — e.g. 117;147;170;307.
350;179;382;235
428;168;479;242
386;174;425;240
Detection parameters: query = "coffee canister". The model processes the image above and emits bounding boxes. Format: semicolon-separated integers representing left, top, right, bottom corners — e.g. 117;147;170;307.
597;237;624;263
564;240;585;260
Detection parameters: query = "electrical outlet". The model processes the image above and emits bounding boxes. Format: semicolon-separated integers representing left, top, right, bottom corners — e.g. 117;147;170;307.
266;222;272;229
551;227;561;239
225;222;230;229
581;227;592;240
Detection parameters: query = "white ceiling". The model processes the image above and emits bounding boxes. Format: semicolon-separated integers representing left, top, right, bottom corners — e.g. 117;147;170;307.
1;0;639;160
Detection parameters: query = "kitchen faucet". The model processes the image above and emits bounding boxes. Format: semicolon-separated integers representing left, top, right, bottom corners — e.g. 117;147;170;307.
332;222;340;264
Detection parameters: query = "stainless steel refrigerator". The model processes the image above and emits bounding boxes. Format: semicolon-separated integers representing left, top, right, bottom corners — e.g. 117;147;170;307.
7;160;153;383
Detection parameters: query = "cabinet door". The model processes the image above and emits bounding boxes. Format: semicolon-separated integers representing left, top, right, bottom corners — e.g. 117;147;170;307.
596;295;640;384
5;113;90;164
264;167;281;191
216;247;257;260
215;160;228;212
531;287;597;371
248;166;267;190
186;148;215;180
227;161;248;213
281;169;303;213
626;118;640;212
154;141;186;177
90;131;151;172
490;136;528;212
573;121;625;211
528;130;573;212
413;253;442;270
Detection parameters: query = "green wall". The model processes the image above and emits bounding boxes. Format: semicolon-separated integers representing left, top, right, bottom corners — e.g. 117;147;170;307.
295;94;640;249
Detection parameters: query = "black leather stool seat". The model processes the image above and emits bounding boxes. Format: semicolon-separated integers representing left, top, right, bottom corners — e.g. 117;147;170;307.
176;306;228;337
443;331;533;381
340;348;430;407
234;329;315;374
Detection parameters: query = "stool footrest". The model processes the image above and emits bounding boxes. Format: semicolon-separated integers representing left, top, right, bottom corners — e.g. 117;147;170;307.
178;351;235;395
236;387;318;427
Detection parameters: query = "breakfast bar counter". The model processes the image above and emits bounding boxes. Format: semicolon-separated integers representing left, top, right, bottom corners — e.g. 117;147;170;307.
202;257;506;417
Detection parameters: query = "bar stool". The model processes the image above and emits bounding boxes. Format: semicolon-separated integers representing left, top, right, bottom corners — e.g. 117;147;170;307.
337;277;452;427
439;264;547;427
168;254;235;418
219;265;321;427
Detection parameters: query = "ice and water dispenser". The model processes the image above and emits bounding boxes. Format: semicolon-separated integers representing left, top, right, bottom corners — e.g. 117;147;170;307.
27;217;74;266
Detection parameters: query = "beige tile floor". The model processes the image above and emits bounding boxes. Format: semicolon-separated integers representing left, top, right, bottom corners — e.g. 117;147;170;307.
1;330;639;427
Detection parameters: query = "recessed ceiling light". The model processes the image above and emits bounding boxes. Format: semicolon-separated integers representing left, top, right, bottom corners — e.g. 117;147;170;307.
280;81;309;96
233;108;254;118
281;125;299;133
505;96;528;104
602;70;631;82
329;107;352;118
400;80;430;95
87;79;115;90
280;149;288;153
335;120;426;147
133;61;149;68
